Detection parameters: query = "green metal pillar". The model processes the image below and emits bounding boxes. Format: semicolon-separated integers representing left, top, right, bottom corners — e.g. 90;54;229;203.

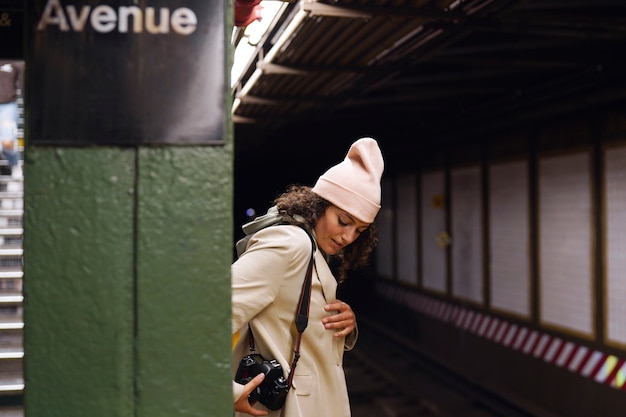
23;1;234;416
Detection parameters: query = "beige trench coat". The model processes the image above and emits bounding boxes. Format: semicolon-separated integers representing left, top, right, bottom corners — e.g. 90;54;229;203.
232;225;357;417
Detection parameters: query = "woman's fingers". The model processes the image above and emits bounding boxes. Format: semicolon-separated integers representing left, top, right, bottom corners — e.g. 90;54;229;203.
234;374;269;416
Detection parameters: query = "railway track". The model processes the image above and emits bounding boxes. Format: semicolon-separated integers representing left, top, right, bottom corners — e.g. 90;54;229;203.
344;318;561;417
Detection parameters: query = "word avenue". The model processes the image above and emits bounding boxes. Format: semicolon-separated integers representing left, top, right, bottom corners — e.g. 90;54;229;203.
37;0;198;35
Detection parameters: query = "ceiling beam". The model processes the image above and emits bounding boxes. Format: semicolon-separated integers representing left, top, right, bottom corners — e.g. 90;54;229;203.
302;1;465;20
256;62;309;75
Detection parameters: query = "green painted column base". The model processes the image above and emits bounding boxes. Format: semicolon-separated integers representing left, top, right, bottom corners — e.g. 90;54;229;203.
24;146;232;417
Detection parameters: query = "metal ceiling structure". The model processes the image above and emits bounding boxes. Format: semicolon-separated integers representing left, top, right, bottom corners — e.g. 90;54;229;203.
231;0;626;162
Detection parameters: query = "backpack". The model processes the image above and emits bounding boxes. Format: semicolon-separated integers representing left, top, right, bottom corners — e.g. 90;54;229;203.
235;205;315;258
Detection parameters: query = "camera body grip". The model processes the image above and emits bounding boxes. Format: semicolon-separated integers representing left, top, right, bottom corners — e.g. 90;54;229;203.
235;353;289;410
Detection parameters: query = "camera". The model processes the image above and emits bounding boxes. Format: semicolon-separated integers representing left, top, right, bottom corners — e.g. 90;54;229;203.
235;353;290;410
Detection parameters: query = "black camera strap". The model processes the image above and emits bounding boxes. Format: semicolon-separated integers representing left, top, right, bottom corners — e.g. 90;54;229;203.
247;230;316;389
287;237;315;387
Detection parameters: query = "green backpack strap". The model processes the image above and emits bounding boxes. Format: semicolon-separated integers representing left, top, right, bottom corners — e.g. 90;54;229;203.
236;206;315;258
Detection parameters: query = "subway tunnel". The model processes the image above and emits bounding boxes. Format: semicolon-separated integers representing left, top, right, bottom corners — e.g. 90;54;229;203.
231;1;626;415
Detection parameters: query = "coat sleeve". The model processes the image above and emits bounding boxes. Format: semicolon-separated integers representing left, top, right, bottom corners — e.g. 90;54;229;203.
233;380;244;403
231;225;313;334
344;324;358;351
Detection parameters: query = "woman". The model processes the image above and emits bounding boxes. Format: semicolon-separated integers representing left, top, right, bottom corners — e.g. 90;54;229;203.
232;137;384;417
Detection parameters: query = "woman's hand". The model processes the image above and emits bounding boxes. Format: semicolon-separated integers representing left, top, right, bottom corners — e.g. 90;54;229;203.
322;300;356;337
234;373;269;416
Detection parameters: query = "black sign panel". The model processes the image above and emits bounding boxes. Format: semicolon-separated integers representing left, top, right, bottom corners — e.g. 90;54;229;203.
0;5;24;59
27;0;225;145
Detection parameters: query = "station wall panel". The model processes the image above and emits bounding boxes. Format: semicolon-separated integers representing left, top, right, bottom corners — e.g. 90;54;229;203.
604;145;626;347
538;151;593;336
395;173;418;286
419;170;447;293
488;159;531;318
451;165;483;304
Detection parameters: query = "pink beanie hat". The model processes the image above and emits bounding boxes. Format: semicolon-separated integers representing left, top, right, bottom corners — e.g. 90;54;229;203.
312;137;384;223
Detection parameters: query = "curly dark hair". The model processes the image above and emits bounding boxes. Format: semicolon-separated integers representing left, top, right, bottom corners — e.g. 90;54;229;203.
273;185;378;283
